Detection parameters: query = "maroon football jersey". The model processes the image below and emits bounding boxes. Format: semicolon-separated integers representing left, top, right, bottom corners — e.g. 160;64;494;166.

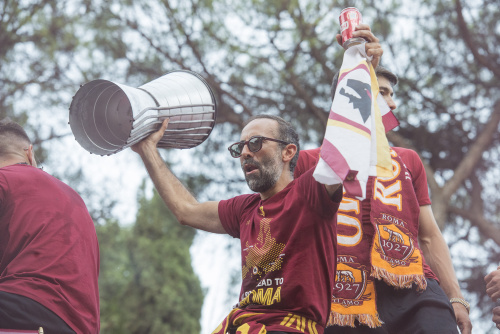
0;164;100;333
219;168;341;331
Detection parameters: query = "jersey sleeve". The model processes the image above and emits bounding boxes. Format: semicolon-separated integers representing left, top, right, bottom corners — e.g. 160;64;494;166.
395;147;432;206
294;148;321;179
218;194;257;239
296;167;342;219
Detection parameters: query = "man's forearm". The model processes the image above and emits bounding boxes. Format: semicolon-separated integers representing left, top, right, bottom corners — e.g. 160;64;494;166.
420;233;463;299
131;118;224;233
137;143;198;224
418;205;472;333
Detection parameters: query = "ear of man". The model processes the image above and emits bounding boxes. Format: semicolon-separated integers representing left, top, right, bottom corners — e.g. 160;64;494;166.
25;144;37;167
282;143;297;164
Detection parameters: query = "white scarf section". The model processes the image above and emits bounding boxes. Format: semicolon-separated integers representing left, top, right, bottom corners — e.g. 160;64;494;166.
313;43;397;199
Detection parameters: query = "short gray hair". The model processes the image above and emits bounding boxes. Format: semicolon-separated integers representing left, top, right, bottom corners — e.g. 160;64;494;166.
0;118;32;156
244;114;300;173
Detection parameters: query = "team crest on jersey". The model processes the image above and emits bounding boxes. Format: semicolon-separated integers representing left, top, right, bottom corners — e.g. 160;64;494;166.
332;262;370;307
242;218;285;281
374;222;418;267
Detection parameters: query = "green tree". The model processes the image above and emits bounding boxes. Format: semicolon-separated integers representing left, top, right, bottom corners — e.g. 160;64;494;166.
1;0;499;330
98;185;203;333
0;0;77;161
0;0;133;217
0;0;132;167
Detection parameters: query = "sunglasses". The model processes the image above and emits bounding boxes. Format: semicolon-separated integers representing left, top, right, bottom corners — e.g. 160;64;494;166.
228;136;291;158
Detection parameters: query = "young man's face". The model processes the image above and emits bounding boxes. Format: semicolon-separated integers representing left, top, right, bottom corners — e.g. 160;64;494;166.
377;75;397;111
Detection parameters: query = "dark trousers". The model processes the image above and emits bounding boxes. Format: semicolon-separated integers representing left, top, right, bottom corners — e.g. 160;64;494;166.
324;279;459;334
0;291;76;333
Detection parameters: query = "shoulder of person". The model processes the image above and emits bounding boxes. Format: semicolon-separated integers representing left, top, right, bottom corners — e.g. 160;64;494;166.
392;146;422;162
222;192;260;208
298;147;321;160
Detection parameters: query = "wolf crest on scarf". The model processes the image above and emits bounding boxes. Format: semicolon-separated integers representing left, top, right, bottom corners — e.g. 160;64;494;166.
313;43;394;200
369;150;426;290
328;149;426;328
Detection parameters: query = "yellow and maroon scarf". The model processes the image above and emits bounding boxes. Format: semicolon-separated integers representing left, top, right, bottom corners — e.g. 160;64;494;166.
328;149;426;328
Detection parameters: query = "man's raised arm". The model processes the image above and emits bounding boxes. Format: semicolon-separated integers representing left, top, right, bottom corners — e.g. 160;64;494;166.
132;119;225;234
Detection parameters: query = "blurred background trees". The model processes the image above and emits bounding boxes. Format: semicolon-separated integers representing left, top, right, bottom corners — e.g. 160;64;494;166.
1;0;498;332
98;185;202;333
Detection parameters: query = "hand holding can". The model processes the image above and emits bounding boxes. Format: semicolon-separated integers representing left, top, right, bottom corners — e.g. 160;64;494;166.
339;8;365;49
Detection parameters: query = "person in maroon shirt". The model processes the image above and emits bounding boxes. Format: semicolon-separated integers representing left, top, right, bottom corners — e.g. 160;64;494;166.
132;114;342;334
294;60;472;333
0;119;100;334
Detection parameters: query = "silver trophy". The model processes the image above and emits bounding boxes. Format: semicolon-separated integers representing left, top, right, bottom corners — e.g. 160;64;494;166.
69;70;217;155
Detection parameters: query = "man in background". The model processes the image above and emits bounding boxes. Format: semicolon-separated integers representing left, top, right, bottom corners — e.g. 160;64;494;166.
0;118;100;334
294;25;472;333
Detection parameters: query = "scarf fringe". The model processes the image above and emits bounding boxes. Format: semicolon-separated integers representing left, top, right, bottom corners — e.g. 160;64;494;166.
371;266;427;291
327;312;383;328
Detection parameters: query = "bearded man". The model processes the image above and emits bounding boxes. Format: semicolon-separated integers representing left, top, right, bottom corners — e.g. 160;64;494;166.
133;114;342;334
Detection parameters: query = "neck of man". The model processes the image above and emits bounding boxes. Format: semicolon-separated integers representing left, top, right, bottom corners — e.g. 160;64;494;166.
259;170;293;201
0;154;31;169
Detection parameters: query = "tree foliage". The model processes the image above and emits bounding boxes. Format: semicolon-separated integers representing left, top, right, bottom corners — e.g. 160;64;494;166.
1;0;499;331
97;186;203;333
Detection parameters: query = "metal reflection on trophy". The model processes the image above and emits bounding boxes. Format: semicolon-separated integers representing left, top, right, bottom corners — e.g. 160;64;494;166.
69;70;217;156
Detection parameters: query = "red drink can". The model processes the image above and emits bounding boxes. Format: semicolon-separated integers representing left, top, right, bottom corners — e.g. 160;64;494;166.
339;7;364;49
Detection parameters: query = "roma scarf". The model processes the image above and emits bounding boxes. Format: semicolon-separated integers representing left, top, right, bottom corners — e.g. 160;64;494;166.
369;150;427;290
328;149;426;328
212;308;322;334
313;43;394;199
